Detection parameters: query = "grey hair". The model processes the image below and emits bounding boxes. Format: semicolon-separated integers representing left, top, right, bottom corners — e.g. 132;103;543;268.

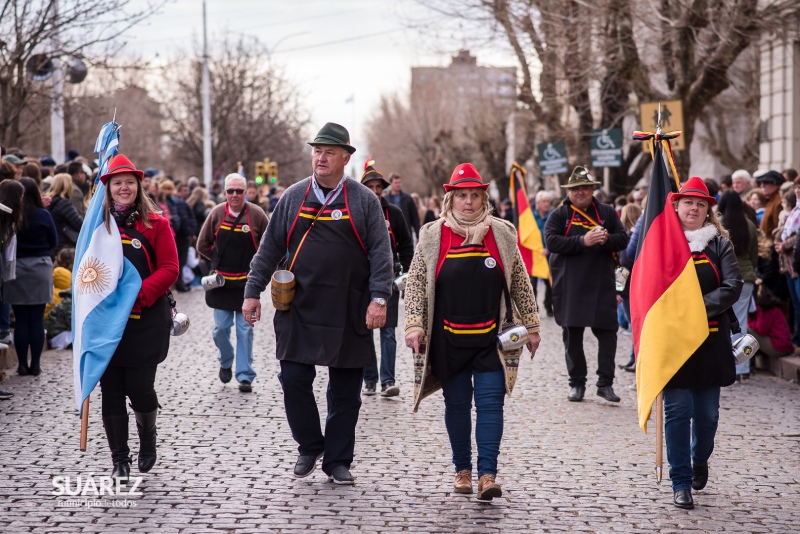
535;190;553;203
224;173;246;189
731;169;752;182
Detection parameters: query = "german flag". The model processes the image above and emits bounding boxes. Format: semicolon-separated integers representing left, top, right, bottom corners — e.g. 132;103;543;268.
630;136;708;432
509;162;549;279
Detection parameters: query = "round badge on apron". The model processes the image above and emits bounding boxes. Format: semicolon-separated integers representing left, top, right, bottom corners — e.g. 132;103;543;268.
131;238;142;249
484;257;497;269
332;209;343;221
241;224;250;233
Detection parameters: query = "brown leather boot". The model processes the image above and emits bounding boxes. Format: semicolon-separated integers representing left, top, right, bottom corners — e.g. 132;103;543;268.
476;474;502;500
453;470;472;494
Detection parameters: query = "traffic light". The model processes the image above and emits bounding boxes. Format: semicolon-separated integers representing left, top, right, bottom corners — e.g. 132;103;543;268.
267;161;278;184
254;161;266;185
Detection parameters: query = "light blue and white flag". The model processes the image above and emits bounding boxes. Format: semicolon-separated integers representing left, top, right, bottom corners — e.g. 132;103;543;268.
72;122;142;415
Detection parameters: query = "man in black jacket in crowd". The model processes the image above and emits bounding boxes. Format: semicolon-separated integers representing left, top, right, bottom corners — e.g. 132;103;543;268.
360;164;413;397
385;173;420;239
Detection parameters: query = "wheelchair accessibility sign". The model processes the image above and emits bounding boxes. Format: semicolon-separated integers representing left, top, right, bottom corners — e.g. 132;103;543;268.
590;128;623;168
536;140;568;175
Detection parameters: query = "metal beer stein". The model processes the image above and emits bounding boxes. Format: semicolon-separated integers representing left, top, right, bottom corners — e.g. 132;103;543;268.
496;323;529;352
170;312;190;336
201;272;225;290
394;273;408;292
732;334;759;365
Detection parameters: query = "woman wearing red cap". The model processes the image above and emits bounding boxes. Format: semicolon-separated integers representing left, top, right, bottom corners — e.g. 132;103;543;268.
97;155;179;482
404;163;541;500
664;177;742;510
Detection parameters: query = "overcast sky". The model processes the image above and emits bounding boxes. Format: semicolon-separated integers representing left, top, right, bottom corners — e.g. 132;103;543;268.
122;0;515;169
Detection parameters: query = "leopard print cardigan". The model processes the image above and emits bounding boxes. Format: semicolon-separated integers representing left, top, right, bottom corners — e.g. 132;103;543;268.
404;217;540;412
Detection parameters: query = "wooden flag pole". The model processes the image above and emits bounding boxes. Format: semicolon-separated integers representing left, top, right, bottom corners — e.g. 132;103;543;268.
79;397;89;452
655;391;664;484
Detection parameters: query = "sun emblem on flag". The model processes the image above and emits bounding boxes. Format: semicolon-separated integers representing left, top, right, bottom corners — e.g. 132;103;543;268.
76;256;112;294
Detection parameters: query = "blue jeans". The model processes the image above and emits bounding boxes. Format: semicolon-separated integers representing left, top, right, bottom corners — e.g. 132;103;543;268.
440;368;505;477
732;282;754;375
364;327;396;385
212;309;256;383
664;387;721;491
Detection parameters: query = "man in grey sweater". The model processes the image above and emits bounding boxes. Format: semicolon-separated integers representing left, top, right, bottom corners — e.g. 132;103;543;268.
243;123;393;485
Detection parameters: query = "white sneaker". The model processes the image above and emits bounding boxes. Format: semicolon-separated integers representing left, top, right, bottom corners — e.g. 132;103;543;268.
0;333;12;345
0;342;7;350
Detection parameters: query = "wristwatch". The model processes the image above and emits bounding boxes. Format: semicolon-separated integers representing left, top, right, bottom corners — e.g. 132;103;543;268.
371;297;387;307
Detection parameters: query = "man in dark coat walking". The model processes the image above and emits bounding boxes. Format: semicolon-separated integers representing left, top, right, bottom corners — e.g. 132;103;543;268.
243;123;393;485
545;166;628;403
385;172;420;239
360;163;413;397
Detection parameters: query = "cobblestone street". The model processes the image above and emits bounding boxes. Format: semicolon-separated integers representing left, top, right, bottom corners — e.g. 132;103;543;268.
1;285;799;533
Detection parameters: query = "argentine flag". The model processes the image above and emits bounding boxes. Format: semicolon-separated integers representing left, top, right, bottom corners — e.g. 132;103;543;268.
72;122;142;415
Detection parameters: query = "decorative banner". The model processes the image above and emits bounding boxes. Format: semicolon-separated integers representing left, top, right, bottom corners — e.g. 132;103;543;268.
536;140;568;175
639;100;684;151
590;128;623;168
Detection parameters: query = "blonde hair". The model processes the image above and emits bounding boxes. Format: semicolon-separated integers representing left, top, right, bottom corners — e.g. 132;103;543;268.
673;198;729;239
620;203;642;232
47;173;73;200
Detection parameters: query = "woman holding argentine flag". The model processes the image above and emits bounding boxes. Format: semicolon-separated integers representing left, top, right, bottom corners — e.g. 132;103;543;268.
94;154;178;482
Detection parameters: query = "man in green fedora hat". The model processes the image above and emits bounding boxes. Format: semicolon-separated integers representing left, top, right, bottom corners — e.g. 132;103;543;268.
545;165;628;404
242;122;394;485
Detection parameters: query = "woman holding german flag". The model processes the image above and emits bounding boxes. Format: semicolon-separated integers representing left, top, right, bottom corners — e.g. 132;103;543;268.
659;177;742;509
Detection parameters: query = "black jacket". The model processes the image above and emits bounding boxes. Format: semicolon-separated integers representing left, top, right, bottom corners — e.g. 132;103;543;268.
386;190;420;237
667;235;741;389
545;199;628;329
167;196;197;237
48;195;83;251
383;198;413;271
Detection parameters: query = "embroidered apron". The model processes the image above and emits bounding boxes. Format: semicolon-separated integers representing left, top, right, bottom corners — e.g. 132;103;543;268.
110;226;171;368
275;183;371;367
429;231;504;381
205;205;258;311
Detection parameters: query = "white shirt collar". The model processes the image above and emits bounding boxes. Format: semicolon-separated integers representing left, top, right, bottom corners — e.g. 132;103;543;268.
311;174;347;204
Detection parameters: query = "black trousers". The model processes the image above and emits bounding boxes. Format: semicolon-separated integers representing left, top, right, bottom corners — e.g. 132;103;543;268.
562;326;617;388
278;360;363;474
530;276;552;313
99;365;159;417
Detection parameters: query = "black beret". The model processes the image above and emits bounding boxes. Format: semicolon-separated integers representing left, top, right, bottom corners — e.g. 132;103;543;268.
755;170;785;185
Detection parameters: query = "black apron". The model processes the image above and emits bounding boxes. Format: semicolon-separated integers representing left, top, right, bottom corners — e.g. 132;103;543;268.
205;205;258;311
667;244;736;389
429;239;504;381
110;226;171;368
274;183;371;367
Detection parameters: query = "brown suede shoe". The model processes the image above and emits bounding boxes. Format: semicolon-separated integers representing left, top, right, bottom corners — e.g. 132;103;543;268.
453;470;472;494
476;474;502;501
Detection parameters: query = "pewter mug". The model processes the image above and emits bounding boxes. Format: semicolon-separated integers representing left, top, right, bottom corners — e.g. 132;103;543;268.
496;324;529;352
170;312;190;336
201;272;225;290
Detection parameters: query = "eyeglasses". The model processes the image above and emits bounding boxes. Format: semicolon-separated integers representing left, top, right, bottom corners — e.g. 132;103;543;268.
226;189;244;195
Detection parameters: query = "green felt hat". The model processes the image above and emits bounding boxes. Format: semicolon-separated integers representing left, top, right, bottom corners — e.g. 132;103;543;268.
308;122;356;154
561;165;600;188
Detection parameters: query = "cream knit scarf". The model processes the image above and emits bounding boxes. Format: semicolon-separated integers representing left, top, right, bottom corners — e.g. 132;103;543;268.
441;193;492;245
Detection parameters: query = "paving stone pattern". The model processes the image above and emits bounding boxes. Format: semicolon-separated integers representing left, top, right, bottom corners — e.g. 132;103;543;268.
1;286;798;533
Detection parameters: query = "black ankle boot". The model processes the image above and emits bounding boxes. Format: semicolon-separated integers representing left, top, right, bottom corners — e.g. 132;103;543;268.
103;415;131;481
134;408;158;473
